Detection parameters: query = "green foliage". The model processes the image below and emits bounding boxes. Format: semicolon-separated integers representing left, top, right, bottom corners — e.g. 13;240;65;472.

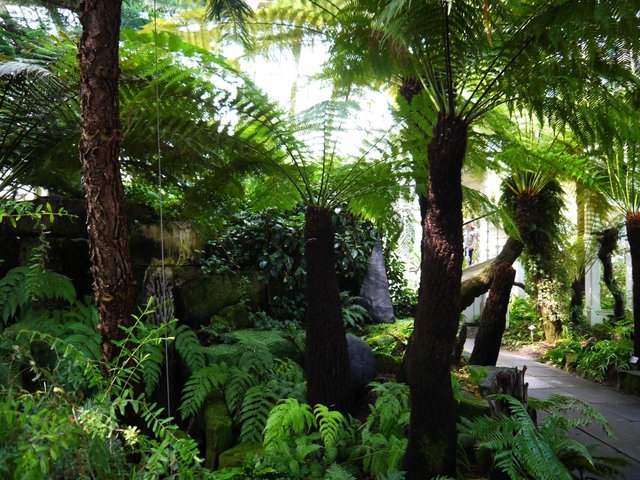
542;340;582;368
1;306;208;479
363;318;413;357
385;252;417;318
502;296;542;347
577;339;633;382
460;393;617;480
202;206;377;321
340;292;369;331
0;232;76;326
212;381;408;478
180;329;306;447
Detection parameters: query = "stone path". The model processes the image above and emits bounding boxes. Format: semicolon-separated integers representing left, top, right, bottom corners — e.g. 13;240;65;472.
464;340;640;479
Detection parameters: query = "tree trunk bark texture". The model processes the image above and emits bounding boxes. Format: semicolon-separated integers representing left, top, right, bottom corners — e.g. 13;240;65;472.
304;206;353;414
469;263;516;366
403;114;467;479
459;236;523;310
627;213;640;356
597;228;625;320
79;0;135;364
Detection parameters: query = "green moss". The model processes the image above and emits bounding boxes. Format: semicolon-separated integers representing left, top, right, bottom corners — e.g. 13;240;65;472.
216;304;253;329
218;443;263;469
456;395;490;419
172;267;262;325
204;400;234;470
374;352;402;375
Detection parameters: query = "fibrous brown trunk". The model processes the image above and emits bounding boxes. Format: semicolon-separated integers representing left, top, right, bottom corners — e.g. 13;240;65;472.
79;0;135;364
403;114;467;479
626;213;640;356
460;236;523;310
469;263;516;366
570;275;585;325
597;228;625;321
304;206;352;413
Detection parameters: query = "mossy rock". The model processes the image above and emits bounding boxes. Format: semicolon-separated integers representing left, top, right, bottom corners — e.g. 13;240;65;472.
457;395;490;419
172;267;262;326
374;352;402;375
204;400;234;470
214;304;253;330
218;443;264;469
365;334;400;356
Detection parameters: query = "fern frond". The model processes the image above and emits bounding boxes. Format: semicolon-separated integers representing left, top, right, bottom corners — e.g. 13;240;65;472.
324;463;357;480
175;324;205;373
179;363;229;419
239;380;281;443
263;398;315;446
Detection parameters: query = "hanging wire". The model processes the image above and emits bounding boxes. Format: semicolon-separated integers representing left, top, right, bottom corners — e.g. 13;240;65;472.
153;0;172;418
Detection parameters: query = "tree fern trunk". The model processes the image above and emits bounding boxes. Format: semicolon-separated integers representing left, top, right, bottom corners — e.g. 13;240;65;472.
469;263;515;366
403;114;467;479
79;0;135;364
627;213;640;356
304;205;352;413
598;228;625;321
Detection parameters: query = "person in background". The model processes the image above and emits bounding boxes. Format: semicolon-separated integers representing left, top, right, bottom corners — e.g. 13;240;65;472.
464;222;477;265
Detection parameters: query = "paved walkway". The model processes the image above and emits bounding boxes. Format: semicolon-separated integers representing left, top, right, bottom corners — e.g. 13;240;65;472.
464;340;640;479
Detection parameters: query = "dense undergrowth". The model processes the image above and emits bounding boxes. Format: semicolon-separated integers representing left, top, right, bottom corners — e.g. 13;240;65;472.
0;232;627;479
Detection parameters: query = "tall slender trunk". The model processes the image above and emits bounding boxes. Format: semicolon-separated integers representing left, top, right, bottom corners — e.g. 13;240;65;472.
469;263;515;366
79;0;135;364
304;206;352;413
627;213;640;356
597;228;625;320
403;114;467;479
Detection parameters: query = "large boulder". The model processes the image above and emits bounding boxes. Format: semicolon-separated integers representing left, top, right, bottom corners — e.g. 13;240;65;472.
172;267;262;327
347;334;377;394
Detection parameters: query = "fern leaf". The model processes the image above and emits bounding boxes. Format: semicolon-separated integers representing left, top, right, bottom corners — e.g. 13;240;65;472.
263;398;315;446
175;324;205;373
239;381;281;443
324;463;356;480
179;363;229;419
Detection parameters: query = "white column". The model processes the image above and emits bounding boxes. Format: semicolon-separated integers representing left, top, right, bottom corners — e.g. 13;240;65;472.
513;260;525;297
585;261;602;325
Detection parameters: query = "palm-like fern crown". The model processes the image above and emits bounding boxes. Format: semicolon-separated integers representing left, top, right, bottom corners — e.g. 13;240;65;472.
237;98;409;228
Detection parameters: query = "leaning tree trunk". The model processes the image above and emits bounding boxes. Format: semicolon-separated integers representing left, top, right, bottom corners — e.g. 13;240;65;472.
403;114;467;479
627;213;640;357
460;236;523;310
598;228;625;321
469;263;516;366
304;206;352;413
79;0;135;364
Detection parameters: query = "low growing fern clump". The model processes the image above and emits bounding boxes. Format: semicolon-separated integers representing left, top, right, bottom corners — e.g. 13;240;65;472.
208;381;410;480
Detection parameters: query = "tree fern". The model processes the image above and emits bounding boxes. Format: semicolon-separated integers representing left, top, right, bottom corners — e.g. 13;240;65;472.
179;363;229;419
